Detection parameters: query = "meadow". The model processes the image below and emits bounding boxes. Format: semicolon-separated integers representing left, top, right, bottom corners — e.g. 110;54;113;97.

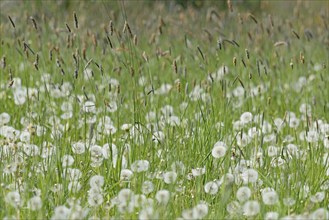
0;0;328;219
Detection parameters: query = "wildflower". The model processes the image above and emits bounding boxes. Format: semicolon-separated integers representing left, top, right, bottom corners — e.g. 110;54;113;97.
142;181;154;195
89;175;105;188
240;112;253;124
283;197;296;207
134;194;147;208
62;154;74;167
19;131;31;143
236;133;251;147
163;171;178;184
51;205;70;220
236;186;251;202
152;131;165;143
118;188;134;204
155;190;170;205
102;143;118;167
310;191;325;203
0;112;11;125
265;211;279;220
139;207;159;220
248;127;259;139
171;161;186;175
218;173;235;186
212;141;227;158
233;86;245;98
286;143;299;158
120;169;133;181
274;118;285;131
261;188;279;205
182;208;194;219
72;142;86;154
299;103;312;115
88;193;104;207
90;145;103;160
306;130;319;143
82;101;96;113
160;105;174;117
155;83;172;95
204;181;218;195
131;160;150;172
262;121;272;134
68;181;82;193
243;200;260;216
5;191;22;208
226;201;242;215
117;200;135;214
191;167;206;177
241;168;258;184
267;145;279;157
167;115;181;126
264;133;276;143
288;117;300;129
13;87;27;105
310;208;328;220
233;120;244;130
51;183;63;193
65;168;82;181
23;144;39;156
193;202;209;219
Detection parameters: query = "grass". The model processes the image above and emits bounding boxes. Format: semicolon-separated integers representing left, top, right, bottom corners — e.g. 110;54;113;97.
0;0;328;219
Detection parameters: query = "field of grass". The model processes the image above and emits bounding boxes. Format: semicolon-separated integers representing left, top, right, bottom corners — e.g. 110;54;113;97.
0;0;328;219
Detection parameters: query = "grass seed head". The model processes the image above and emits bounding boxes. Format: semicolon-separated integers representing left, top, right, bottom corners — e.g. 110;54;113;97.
30;16;37;30
249;14;258;24
8;15;15;28
66;23;71;33
227;0;233;13
74;12;78;28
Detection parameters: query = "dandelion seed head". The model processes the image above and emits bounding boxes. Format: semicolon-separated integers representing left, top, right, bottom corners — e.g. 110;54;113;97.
155;189;170;205
163;171;178;184
89;175;105;188
236;186;251;202
243;200;260;216
204;181;219;195
142;181;154;195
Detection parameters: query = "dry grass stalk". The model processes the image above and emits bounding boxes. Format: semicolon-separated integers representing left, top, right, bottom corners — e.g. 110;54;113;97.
30;17;38;30
8;16;15;28
74;12;78;28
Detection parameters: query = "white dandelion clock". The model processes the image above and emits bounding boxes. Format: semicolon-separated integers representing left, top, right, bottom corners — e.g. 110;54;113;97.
142;181;154;195
72;142;86;154
212;141;227;158
265;211;279;220
155;190;170;205
310;208;328;220
51;206;70;220
120;169;133;181
204;181;219;195
193;202;209;219
236;186;252;202
191;167;206;177
241;168;258;184
5;191;23;208
261;188;279;205
131;160;150;173
27;196;42;211
243;200;260;217
310;191;325;203
89;175;105;188
88;193;104;207
163;171;178;184
240;112;253;124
